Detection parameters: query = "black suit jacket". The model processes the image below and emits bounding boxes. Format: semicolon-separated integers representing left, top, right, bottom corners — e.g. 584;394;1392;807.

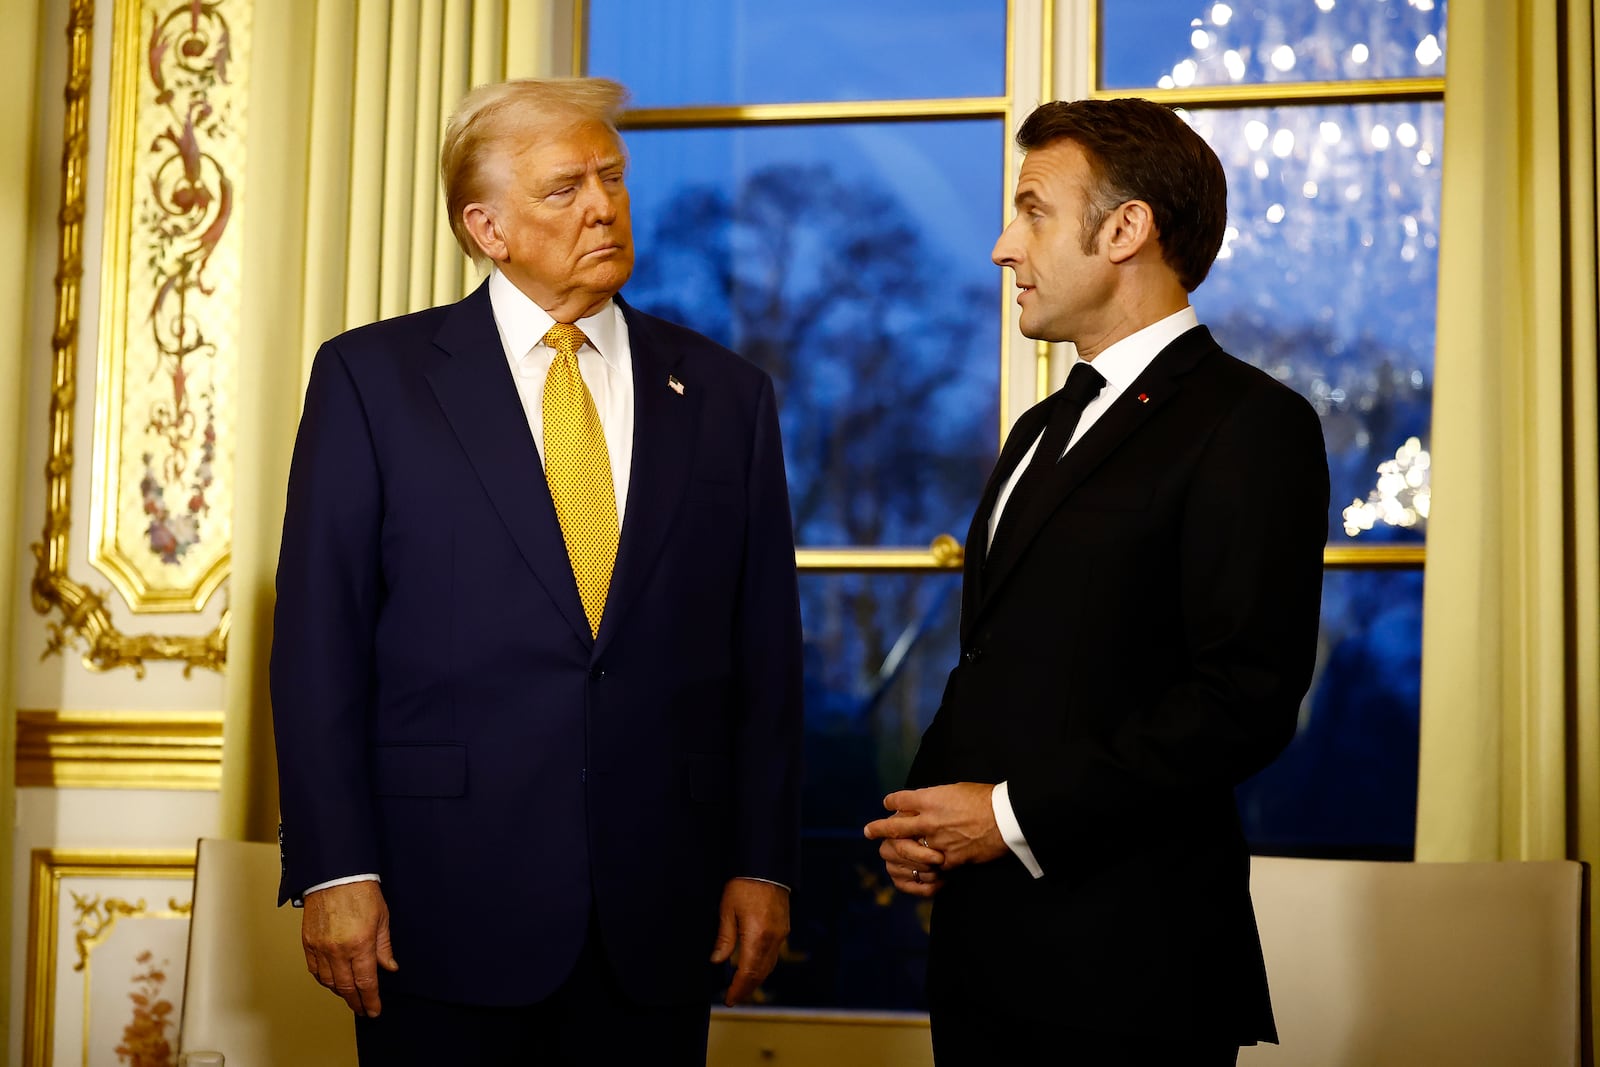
271;285;803;1007
907;326;1329;1041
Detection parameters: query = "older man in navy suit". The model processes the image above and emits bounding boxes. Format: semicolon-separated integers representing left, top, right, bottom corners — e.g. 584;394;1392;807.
271;77;802;1065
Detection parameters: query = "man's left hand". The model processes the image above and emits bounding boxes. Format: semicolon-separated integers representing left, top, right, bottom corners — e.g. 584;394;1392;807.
862;783;1010;869
710;878;790;1006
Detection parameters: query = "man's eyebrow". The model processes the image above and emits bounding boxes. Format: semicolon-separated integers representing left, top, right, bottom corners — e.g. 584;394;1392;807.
1014;189;1044;209
541;164;587;185
541;157;626;185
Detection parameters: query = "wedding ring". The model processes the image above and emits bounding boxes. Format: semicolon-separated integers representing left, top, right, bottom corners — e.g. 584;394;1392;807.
912;869;923;884
918;837;929;848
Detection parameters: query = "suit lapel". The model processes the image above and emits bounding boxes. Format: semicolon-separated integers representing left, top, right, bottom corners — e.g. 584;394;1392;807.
592;299;695;658
978;327;1216;615
426;282;593;646
959;400;1050;646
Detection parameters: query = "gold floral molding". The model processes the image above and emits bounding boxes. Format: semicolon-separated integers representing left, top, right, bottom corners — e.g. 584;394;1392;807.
72;891;193;973
90;0;249;612
15;709;223;790
32;0;233;675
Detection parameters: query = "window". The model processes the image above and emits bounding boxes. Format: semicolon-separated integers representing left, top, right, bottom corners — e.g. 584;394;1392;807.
585;0;1012;1010
1095;0;1445;857
582;0;1443;1012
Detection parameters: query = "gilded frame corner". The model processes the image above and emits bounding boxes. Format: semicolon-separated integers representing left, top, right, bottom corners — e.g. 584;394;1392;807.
31;0;231;676
23;848;197;1067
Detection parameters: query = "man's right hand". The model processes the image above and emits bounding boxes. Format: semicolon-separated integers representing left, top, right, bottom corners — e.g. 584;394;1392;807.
301;880;398;1017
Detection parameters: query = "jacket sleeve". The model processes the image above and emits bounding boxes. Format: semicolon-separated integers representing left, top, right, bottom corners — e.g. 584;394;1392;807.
270;341;386;904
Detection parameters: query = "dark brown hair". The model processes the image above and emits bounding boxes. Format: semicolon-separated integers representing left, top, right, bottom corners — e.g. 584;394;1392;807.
1016;98;1227;291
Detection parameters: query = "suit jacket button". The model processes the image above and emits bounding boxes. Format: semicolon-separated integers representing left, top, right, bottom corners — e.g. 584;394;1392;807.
963;647;983;663
590;666;605;680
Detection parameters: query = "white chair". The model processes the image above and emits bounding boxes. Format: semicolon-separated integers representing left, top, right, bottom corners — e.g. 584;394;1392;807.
178;837;358;1066
1240;856;1586;1067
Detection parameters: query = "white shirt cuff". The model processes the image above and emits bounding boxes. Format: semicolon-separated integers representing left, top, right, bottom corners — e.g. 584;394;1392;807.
303;873;380;896
733;875;791;893
992;781;1044;879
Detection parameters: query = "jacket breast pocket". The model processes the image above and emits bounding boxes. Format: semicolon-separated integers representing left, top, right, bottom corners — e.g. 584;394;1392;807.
371;743;467;797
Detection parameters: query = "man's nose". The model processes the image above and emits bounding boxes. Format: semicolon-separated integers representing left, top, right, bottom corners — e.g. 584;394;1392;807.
582;178;619;224
992;221;1020;266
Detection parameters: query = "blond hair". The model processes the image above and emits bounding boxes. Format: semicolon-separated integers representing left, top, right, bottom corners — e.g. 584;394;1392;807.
440;77;630;262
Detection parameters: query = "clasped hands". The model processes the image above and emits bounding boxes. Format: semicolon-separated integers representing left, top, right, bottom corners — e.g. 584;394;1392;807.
862;782;1010;898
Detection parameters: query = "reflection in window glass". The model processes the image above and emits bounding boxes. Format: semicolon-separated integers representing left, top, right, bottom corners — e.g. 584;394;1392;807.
1240;568;1423;857
588;0;1007;107
770;571;960;1010
1184;102;1441;542
1100;0;1447;89
620;121;1003;547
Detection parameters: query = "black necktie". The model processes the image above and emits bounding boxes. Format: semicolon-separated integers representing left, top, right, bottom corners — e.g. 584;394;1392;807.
988;360;1106;560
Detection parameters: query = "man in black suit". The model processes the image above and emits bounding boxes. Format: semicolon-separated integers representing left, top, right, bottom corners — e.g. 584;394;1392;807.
865;98;1329;1064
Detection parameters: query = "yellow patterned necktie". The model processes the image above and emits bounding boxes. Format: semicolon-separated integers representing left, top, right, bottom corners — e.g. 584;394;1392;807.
541;322;619;638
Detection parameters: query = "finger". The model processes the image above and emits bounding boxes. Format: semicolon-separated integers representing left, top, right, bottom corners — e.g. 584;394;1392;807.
311;947;337;990
726;946;774;1006
303;945;319;979
354;955;384;1018
726;964;759;1005
375;917;400;973
890;860;943;885
882;790;922;812
328;956;366;1015
885;837;946;867
891;871;941;897
709;902;738;964
864;815;924;841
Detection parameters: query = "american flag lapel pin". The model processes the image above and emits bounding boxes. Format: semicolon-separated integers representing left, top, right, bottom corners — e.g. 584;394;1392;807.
668;374;685;395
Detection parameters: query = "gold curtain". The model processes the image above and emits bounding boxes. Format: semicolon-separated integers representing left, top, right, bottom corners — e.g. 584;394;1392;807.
223;0;568;841
1416;0;1599;1013
0;0;45;1043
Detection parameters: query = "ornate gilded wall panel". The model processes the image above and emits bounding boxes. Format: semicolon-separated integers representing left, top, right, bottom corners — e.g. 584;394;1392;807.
32;0;251;673
90;0;251;612
24;850;195;1067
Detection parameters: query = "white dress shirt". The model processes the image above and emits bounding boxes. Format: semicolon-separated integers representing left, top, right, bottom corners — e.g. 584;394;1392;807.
986;306;1200;879
303;272;638;899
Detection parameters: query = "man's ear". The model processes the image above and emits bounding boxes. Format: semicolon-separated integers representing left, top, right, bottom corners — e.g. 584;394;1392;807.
460;203;506;263
1105;199;1157;265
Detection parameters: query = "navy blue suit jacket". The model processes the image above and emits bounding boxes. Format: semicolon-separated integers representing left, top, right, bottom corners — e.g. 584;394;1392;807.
270;283;803;1007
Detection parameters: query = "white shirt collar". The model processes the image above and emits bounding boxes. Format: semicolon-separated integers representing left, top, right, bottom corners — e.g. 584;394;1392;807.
488;269;625;371
1075;305;1200;390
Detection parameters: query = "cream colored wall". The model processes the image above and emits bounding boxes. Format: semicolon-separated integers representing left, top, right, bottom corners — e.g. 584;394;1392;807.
7;0;225;1062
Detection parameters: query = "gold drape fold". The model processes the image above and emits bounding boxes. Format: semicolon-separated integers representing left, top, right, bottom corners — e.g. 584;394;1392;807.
1416;0;1598;1022
222;1;565;842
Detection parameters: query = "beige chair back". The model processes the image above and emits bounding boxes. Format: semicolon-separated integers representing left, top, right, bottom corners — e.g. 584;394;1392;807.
178;837;358;1066
1240;856;1586;1067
